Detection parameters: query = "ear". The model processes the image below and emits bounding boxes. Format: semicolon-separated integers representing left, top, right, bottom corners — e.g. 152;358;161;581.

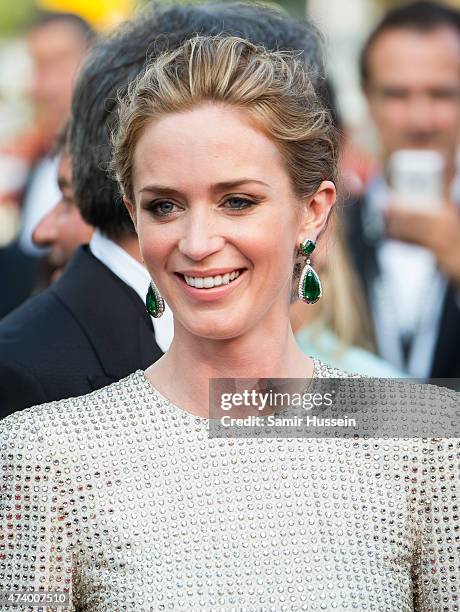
296;180;336;245
123;197;137;231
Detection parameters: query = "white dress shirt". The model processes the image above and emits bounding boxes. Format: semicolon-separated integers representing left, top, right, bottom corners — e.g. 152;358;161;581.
89;230;174;352
18;156;61;256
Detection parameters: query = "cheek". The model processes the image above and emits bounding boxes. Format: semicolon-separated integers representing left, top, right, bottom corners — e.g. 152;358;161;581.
435;104;460;129
74;223;93;244
137;222;175;268
381;104;406;129
371;99;404;130
55;213;70;237
61;211;80;236
242;213;297;275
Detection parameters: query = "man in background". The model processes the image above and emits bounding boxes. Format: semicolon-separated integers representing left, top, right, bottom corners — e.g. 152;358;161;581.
0;11;94;316
344;1;460;379
31;125;93;281
19;11;95;255
0;2;327;416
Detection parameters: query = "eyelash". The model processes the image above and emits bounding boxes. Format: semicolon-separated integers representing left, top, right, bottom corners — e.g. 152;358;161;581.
147;201;179;217
146;196;259;217
223;196;259;211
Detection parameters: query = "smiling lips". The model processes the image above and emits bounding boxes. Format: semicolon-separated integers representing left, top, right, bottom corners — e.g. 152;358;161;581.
175;268;246;299
183;270;241;289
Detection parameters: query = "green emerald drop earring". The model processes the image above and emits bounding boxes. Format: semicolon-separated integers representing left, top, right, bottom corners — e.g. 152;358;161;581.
146;281;165;318
298;239;322;304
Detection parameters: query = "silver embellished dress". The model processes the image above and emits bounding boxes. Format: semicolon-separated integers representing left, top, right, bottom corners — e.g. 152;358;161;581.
1;360;459;611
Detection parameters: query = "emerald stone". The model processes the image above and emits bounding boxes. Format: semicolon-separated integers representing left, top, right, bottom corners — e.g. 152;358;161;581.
300;265;322;304
300;239;316;257
146;284;158;316
146;283;165;318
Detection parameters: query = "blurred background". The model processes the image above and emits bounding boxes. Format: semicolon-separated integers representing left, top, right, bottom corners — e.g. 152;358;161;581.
0;0;457;246
0;0;136;253
2;0;459;254
1;0;460;380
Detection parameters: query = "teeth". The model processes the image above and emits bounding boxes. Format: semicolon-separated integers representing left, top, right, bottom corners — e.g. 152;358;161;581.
183;270;241;289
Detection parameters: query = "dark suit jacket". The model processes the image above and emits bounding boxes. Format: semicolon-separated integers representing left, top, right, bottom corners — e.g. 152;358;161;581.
342;195;460;379
0;246;163;417
0;241;40;319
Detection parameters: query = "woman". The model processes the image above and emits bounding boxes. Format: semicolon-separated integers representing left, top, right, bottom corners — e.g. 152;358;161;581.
1;36;458;610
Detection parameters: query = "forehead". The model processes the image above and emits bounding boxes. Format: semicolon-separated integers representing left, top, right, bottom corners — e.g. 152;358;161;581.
27;21;87;58
132;104;289;194
367;26;460;87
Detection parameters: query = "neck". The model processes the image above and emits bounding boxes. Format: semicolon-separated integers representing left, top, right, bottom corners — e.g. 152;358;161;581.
146;313;313;417
113;234;144;264
290;299;321;333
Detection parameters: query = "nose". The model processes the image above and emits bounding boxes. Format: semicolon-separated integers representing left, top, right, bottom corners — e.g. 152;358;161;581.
32;203;59;248
178;207;225;261
406;95;435;133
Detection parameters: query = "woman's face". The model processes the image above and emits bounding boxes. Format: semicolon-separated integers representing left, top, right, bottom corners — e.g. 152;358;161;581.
127;104;334;340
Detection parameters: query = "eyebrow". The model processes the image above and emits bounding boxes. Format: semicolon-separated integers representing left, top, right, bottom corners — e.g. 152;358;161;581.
138;178;270;197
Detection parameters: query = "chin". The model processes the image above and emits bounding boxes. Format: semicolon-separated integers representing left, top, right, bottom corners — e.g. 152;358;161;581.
180;312;250;342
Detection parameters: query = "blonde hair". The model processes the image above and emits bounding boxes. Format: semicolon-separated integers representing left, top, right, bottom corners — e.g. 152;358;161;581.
112;34;338;204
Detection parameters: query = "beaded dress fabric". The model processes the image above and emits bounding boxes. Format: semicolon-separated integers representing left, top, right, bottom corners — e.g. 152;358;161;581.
0;360;459;611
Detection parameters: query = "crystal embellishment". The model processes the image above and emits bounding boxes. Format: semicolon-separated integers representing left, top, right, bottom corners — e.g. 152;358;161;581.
1;363;458;610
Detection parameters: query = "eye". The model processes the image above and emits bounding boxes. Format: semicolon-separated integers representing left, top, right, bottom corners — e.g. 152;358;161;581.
377;87;408;101
430;88;460;102
148;200;180;217
222;196;258;211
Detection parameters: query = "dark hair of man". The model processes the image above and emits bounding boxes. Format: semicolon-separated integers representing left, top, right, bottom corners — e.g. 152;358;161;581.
69;2;328;240
360;0;460;89
29;10;96;45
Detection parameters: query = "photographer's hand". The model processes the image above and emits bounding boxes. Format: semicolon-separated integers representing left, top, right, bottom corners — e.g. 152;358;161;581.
385;201;460;288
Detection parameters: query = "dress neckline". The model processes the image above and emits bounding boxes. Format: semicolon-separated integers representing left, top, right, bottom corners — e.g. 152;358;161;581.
135;357;322;422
